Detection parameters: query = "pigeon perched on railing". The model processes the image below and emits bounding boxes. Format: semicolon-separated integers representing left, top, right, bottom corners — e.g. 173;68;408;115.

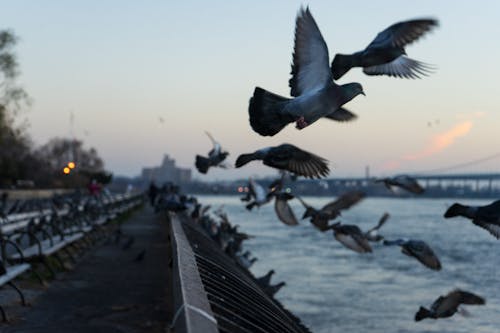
256;270;275;288
415;289;485;321
332;18;438;79
444;200;500;239
248;6;364;137
236;143;329;179
383;238;441;270
244;178;273;211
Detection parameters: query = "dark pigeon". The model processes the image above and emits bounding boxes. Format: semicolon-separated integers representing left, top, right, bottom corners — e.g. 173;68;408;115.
383;238;441;270
195;131;229;174
235;143;329;179
274;192;299;226
415;289;485;321
332;18;438;79
298;191;365;231
444;200;500;239
256;269;275;288
375;175;425;194
364;212;390;242
248;6;364;137
328;222;372;253
264;281;286;297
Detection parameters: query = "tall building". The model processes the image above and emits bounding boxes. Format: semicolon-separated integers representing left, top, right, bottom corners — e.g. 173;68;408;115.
141;155;191;184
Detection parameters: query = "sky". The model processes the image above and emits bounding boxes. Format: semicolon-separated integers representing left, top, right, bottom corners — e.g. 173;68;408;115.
1;1;500;181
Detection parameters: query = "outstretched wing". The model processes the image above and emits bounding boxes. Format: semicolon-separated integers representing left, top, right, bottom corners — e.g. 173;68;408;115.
264;144;329;179
366;212;390;234
367;18;439;50
324;107;358;122
472;219;500;239
205;131;221;154
363;56;435;79
289;6;333;97
321;191;365;214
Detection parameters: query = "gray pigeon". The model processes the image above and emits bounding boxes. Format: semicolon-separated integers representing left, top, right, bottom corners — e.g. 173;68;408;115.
235;143;329;179
444;200;500;239
383;238;441;270
245;178;273;211
364;212;390;242
249;6;364;137
415;289;485;321
375;175;425;194
328;222;372;253
298;191;365;231
274;192;299;226
195;131;229;174
332;18;438;79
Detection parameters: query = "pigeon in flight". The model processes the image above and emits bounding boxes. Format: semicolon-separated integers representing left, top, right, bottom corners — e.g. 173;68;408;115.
364;212;390;242
375;175;425;194
274;192;299;226
195;131;229;174
331;18;438;79
298;191;365;231
235;143;329;179
383;238;441;270
248;6;364;136
415;289;485;321
444;200;500;239
328;222;372;253
244;178;273;211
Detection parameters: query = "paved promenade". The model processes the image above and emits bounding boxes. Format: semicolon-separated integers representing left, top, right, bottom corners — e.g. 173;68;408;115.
1;206;172;333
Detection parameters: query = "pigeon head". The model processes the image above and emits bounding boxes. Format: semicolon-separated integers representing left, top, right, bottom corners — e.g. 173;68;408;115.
342;82;365;101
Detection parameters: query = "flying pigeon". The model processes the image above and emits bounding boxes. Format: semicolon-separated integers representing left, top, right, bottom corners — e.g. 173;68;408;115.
244;178;273;210
248;6;364;137
298;191;365;231
328;222;372;253
383;238;441;270
332;18;438;79
195;131;229;174
375;175;425;194
235;143;329;179
274;192;299;226
415;289;485;321
444;200;500;239
364;212;390;242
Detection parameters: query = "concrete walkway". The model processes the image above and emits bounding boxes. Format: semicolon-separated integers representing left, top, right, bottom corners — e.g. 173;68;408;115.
1;206;172;333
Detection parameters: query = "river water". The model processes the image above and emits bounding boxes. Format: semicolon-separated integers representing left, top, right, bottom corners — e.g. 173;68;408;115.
195;195;499;333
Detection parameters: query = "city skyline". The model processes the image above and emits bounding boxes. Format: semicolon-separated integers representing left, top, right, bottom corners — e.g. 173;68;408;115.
1;1;500;180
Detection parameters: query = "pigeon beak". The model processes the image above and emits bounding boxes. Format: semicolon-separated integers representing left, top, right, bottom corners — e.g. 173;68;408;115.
361;91;366;96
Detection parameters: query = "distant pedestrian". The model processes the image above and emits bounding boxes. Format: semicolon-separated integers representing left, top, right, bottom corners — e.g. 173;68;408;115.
148;181;159;206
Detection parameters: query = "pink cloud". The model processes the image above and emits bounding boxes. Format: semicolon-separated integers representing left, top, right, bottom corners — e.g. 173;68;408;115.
404;121;473;160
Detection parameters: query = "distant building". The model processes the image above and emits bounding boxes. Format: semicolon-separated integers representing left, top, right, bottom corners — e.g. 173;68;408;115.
141;155;191;184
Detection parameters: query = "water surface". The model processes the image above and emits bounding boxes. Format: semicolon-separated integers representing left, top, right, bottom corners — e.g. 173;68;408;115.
197;195;499;333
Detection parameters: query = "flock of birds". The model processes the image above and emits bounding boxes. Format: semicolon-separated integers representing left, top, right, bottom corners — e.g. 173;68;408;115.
190;5;500;325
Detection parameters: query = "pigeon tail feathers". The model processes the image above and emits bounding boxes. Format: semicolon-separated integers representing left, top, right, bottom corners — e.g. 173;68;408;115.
195;155;210;174
249;87;293;136
331;54;355;80
415;306;432;321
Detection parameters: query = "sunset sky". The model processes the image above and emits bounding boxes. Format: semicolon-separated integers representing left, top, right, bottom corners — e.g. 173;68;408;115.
2;1;500;180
